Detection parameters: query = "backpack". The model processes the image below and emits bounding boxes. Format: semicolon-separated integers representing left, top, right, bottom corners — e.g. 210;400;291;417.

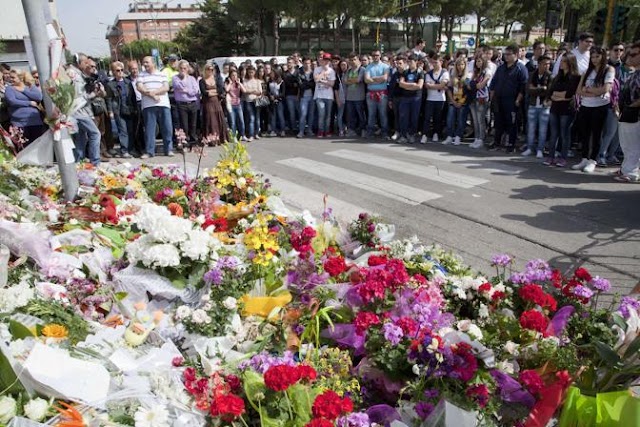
610;78;620;110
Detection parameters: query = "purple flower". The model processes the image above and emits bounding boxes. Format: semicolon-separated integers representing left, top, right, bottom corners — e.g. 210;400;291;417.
423;389;440;399
217;255;240;270
590;276;611;292
573;285;594;299
203;268;223;285
382;323;404;346
415;401;435;420
491;253;513;267
237;351;297;373
336;413;371;427
618;296;640;319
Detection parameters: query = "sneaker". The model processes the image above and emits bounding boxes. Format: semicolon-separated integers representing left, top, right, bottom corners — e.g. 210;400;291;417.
614;175;640;183
140;154;150;159
269;131;277;137
241;136;249;142
432;133;439;143
166;151;175;157
420;135;428;144
543;157;555;166
555;158;567;167
119;152;132;159
280;131;286;137
254;135;261;140
452;136;461;145
521;148;533;156
398;136;408;144
596;157;608;167
247;137;254;142
408;135;416;144
296;133;304;138
442;136;453;145
571;158;590;170
391;132;399;141
470;139;484;149
607;156;622;165
582;160;597;173
536;150;544;159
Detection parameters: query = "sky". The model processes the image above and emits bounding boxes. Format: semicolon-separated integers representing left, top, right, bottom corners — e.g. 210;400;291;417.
56;0;197;57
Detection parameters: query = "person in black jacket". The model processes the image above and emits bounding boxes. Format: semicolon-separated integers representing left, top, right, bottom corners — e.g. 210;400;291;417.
283;57;300;135
297;57;316;137
105;61;137;158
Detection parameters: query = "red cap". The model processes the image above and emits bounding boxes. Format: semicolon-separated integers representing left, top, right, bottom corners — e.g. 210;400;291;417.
322;53;332;60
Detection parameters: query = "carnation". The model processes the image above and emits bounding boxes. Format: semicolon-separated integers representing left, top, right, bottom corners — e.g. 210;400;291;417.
519;309;549;333
211;394;245;420
264;364;301;391
520;369;544;395
312;390;352;420
324;256;347;277
354;311;380;335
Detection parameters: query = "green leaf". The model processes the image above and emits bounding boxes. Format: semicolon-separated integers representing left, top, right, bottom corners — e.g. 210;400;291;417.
242;370;266;406
94;227;126;247
288;384;313;424
114;292;128;301
623;335;640;360
0;349;24;394
259;407;285;427
594;341;622;366
8;320;35;339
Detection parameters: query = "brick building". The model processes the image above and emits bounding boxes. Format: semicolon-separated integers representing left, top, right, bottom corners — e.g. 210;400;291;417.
105;1;202;60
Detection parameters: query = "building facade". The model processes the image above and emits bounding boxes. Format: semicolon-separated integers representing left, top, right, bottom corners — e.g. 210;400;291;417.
105;1;202;60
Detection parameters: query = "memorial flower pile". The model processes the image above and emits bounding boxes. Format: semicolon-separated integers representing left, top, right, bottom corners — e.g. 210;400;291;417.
0;138;638;427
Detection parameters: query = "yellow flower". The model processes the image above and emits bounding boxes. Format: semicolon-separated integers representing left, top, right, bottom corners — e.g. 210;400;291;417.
173;189;184;198
41;324;68;338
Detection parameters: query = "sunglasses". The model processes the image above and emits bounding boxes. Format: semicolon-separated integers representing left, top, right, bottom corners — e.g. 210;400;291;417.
613;48;624;52
114;69;123;72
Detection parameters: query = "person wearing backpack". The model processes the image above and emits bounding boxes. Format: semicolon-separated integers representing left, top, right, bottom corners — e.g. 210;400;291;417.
614;41;640;183
421;53;449;144
571;46;616;173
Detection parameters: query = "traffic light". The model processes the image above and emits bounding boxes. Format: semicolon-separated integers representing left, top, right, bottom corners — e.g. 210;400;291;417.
547;0;562;11
593;8;607;35
612;5;630;34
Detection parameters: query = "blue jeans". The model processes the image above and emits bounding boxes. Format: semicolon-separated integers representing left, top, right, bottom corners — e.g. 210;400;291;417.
446;104;469;138
336;101;346;133
228;104;245;138
142;106;173;155
547;112;572;159
346;100;366;133
270;101;286;133
114;114;133;154
469;100;488;141
315;98;333;133
527;106;550;151
298;96;314;135
600;107;620;160
423;100;445;137
244;101;257;138
73;115;101;165
366;93;389;136
286;96;299;131
398;97;421;137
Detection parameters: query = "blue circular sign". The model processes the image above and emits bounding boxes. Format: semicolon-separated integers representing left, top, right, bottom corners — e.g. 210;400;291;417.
467;37;475;47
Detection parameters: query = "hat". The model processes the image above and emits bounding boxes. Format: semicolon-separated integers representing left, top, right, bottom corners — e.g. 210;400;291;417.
322;53;332;60
168;54;179;61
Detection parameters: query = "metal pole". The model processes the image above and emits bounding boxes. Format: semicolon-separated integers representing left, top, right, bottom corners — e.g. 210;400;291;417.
603;0;616;48
22;0;78;202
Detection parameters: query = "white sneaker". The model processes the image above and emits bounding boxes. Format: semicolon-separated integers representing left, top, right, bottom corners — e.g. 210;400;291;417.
442;136;453;145
391;132;399;141
583;160;597;173
521;148;533;156
572;158;590;170
432;133;439;143
420;135;428;144
536;150;544;159
452;136;461;145
470;139;483;149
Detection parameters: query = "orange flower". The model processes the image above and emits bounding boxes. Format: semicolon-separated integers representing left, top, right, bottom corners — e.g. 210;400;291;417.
167;202;184;217
55;402;85;427
42;324;68;339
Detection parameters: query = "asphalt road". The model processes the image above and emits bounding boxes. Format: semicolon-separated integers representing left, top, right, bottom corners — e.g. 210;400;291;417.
133;135;640;296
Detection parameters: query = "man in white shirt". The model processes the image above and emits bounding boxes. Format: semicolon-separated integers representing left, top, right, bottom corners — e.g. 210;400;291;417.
552;32;593;77
136;56;173;158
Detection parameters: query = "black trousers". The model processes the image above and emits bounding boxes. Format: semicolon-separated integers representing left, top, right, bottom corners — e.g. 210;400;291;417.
177;101;198;142
576;104;608;161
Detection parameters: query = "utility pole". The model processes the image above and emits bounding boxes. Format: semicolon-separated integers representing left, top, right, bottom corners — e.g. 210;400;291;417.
22;0;78;202
603;0;616;48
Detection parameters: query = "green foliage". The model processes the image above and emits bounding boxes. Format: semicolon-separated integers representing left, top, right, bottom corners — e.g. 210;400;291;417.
121;39;179;62
535;36;560;49
19;299;90;345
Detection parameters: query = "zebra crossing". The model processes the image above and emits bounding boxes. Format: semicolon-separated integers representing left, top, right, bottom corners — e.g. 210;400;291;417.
257;143;494;221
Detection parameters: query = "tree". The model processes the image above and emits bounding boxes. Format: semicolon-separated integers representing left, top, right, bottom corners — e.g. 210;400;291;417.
121;39;178;62
173;0;254;61
438;0;478;52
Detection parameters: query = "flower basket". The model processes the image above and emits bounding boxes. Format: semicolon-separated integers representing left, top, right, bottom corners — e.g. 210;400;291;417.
558;387;640;427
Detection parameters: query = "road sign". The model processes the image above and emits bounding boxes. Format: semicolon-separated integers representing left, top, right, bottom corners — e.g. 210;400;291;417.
151;48;159;57
467;37;475;47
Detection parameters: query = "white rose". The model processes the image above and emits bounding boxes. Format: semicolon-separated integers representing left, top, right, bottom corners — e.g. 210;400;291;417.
504;341;519;355
497;360;515;374
412;364;421;376
237;177;247;187
175;306;191;320
191;309;209;324
0;395;17;424
478;304;490;318
23;397;49;421
222;297;237;310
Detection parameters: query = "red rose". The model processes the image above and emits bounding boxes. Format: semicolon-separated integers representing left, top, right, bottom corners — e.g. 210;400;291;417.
478;283;492;293
492;291;506;301
264;365;301;391
305;419;334;427
574;267;592;282
312;390;350;420
324;256;347;277
225;374;241;391
520;369;544;395
297;365;318;382
519;309;549;333
211;394;245;419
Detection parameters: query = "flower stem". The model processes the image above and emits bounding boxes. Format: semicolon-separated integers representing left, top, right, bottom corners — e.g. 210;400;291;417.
284;389;294;420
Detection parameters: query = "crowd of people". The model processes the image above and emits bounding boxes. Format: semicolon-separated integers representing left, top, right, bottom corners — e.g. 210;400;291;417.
0;34;639;183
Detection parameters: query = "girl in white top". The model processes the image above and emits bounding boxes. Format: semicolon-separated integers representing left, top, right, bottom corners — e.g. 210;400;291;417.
572;46;615;173
421;54;449;143
468;55;493;148
242;66;263;140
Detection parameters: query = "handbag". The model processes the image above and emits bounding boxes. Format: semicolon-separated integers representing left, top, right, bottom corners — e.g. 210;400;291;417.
255;95;270;108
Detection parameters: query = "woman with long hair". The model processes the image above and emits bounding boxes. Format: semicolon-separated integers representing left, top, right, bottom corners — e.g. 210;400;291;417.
571;46;615;173
468;55;492;148
224;69;247;141
544;52;581;167
334;60;348;136
4;69;46;145
200;63;228;145
242;66;263;141
268;69;286;136
443;57;470;145
255;66;268;138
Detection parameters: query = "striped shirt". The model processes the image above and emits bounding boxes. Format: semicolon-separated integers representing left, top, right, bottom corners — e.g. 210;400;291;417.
138;71;170;109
